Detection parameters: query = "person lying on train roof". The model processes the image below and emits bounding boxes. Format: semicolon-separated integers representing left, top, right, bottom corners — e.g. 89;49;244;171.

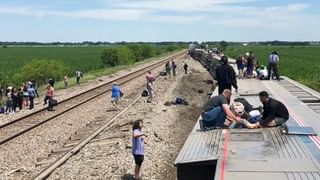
252;91;289;128
201;89;255;129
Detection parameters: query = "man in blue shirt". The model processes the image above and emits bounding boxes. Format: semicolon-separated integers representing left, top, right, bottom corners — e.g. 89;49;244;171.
111;82;122;110
27;83;36;110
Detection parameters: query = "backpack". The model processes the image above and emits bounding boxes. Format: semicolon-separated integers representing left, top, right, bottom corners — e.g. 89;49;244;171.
175;97;189;105
141;90;148;97
0;107;4;114
49;99;58;106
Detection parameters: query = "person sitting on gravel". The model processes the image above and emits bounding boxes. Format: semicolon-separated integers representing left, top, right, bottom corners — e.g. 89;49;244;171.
111;82;123;110
132;119;148;180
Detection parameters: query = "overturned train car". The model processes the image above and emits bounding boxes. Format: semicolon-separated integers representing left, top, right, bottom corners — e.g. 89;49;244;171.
189;48;221;79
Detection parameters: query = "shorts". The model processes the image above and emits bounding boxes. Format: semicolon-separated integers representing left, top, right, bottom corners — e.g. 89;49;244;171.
111;97;119;102
133;154;144;166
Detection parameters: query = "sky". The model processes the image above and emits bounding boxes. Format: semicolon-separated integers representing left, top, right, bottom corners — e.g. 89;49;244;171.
0;0;319;42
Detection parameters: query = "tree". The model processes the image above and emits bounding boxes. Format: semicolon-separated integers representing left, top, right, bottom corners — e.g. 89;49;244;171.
219;41;228;52
101;46;135;67
116;46;135;65
101;48;119;67
13;59;66;85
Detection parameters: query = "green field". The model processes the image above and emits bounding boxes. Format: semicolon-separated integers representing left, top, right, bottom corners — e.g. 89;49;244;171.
227;45;320;91
0;46;107;78
0;45;181;85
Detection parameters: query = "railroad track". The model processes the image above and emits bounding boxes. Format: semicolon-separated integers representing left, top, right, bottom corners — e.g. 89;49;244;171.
32;53;186;179
0;51;186;146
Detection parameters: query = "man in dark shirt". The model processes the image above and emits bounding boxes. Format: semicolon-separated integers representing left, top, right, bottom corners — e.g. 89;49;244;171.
215;56;238;94
255;91;289;127
201;89;253;128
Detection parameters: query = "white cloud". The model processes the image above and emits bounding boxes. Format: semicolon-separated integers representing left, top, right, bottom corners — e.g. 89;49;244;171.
114;0;258;12
153;15;206;23
288;3;309;12
0;5;149;20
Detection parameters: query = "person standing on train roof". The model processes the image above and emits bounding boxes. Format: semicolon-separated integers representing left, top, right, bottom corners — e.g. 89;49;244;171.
246;51;255;78
215;56;238;94
268;51;280;81
236;55;245;79
253;91;289;128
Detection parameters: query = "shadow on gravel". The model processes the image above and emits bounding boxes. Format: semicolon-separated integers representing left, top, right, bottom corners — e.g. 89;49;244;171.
121;173;134;180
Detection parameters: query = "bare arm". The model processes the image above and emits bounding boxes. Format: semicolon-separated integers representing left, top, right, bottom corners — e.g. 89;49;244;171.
222;104;241;122
132;133;147;139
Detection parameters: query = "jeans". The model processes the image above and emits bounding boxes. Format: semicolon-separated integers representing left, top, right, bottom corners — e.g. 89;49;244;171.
202;106;226;128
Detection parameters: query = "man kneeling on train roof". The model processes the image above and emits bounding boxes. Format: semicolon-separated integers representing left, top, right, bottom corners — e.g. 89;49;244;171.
252;91;289;128
201;89;255;129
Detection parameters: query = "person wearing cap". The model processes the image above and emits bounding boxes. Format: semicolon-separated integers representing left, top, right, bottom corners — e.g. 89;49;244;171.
111;82;123;110
215;56;238;94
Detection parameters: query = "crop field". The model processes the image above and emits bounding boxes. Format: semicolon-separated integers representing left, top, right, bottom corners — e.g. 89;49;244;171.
0;46;106;78
227;45;320;91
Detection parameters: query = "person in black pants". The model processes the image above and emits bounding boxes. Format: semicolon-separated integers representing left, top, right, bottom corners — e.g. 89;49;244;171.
268;51;280;80
215;56;238;94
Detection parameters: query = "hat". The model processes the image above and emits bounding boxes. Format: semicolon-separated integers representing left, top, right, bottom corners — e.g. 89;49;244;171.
245;52;250;56
7;86;13;90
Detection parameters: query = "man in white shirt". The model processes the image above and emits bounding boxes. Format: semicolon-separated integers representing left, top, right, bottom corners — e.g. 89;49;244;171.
268;51;280;80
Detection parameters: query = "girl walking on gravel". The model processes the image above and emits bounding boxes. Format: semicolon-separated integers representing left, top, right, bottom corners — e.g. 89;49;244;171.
132;119;148;180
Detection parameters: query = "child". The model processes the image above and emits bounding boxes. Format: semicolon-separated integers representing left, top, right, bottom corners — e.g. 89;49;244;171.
132;119;148;180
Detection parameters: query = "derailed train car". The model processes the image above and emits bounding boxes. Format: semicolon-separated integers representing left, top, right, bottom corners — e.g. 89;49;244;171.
188;46;221;79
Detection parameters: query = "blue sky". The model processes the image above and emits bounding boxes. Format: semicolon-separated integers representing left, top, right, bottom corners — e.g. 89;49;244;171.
0;0;319;42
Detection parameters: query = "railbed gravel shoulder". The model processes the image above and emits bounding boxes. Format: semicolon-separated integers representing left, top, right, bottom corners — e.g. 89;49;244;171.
47;57;213;180
0;56;174;179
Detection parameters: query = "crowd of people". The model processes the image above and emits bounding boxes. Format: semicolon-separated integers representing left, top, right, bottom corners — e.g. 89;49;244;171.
235;51;281;80
201;53;289;130
0;70;85;115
